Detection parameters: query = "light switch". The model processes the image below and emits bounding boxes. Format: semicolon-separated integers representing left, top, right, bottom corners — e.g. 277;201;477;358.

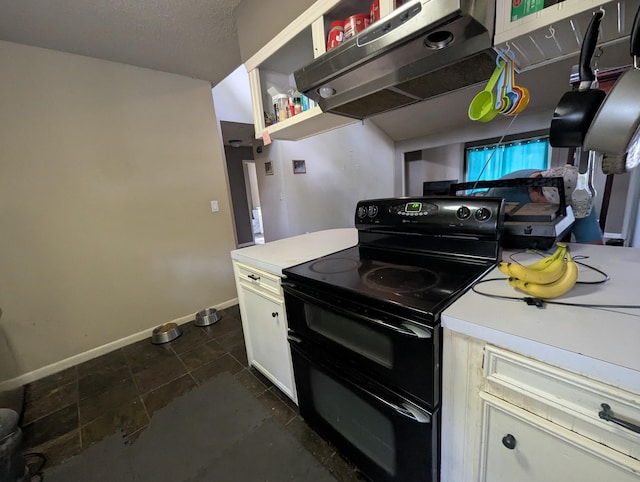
210;200;219;212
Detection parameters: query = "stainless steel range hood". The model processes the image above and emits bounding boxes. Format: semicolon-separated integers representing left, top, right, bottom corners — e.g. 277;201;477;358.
294;0;496;120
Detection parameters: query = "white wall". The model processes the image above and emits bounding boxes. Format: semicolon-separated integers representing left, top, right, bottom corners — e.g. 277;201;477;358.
211;64;254;124
255;121;395;240
0;41;238;385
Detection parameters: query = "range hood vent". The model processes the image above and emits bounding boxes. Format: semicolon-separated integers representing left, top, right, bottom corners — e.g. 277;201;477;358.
294;0;496;120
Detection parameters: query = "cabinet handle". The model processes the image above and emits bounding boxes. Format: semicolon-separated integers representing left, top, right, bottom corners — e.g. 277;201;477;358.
501;434;516;450
272;312;278;318
598;403;640;434
247;274;260;281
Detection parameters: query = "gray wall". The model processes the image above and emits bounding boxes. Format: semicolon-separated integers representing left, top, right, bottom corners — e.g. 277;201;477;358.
0;41;237;382
405;144;464;196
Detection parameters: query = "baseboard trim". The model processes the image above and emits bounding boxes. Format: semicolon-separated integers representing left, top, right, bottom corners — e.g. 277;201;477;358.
0;298;239;391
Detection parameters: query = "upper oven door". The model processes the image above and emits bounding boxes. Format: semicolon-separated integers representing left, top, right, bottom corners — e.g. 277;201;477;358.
283;282;440;409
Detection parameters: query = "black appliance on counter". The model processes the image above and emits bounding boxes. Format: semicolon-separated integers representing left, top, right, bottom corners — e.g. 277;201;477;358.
282;197;505;482
451;177;574;250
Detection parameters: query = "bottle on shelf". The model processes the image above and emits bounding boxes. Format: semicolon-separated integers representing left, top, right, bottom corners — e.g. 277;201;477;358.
287;97;295;118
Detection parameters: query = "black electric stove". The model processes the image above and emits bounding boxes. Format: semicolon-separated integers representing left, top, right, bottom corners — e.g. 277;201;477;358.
284;196;505;324
282;196;505;482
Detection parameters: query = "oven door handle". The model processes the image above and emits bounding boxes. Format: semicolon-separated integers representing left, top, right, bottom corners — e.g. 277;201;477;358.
359;384;432;424
284;285;432;340
288;338;433;425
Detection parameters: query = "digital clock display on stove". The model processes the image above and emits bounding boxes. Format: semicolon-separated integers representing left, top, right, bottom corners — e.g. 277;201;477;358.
405;202;422;212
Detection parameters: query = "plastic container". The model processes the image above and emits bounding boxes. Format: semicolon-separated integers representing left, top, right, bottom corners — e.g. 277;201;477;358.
273;94;289;122
327;20;344;50
344;14;369;39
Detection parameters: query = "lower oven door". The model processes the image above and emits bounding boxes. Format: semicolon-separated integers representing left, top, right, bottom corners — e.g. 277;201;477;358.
284;283;439;407
290;338;439;482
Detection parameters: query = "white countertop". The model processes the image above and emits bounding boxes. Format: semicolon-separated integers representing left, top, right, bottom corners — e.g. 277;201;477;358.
442;243;640;392
230;228;358;276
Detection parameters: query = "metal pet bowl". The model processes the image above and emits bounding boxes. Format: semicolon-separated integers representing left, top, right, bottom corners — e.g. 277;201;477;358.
195;308;221;327
151;322;182;344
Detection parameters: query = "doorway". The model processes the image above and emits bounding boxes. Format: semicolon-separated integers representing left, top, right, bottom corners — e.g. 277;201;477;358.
220;121;264;247
243;160;264;244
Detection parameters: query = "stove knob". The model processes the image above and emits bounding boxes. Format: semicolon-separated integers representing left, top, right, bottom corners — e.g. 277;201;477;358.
367;205;379;218
456;206;471;219
357;206;367;219
475;207;491;221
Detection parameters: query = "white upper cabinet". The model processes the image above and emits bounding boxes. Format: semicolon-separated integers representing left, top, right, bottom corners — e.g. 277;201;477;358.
495;0;640;71
244;0;400;141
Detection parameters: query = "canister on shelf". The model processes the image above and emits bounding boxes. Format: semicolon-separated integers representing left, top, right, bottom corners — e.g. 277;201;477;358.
327;20;344;50
370;0;380;23
273;94;289;122
344;14;369;39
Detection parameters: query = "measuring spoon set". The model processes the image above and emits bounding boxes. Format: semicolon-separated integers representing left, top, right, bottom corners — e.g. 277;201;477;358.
468;53;530;122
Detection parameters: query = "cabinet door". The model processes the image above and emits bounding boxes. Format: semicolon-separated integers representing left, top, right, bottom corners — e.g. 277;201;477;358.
479;393;640;482
240;282;296;402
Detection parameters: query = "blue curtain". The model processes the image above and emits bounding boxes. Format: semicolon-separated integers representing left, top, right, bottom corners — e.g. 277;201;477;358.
466;138;549;185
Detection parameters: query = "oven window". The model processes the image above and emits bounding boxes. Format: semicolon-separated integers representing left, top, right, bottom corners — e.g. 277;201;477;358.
304;303;393;369
311;367;396;476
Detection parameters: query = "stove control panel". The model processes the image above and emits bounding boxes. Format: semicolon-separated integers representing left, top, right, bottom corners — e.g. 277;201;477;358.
355;196;505;238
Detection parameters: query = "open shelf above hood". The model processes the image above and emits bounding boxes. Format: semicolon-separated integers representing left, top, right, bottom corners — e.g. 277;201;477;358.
293;0;496;120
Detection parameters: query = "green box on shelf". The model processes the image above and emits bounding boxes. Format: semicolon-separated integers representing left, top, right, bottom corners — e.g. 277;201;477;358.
511;0;551;21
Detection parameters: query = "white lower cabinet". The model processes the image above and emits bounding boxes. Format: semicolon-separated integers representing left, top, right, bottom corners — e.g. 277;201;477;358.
479;393;640;482
233;261;296;403
441;329;640;481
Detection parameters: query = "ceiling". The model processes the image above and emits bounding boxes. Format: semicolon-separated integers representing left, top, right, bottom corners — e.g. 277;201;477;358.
0;2;633;145
0;0;243;86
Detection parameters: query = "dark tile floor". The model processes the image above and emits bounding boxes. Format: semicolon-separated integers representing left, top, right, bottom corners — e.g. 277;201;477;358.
20;304;363;481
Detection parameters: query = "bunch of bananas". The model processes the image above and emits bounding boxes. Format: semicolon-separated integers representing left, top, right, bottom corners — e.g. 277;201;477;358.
498;242;579;299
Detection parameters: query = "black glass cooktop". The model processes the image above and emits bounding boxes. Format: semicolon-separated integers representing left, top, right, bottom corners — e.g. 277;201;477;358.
283;245;493;321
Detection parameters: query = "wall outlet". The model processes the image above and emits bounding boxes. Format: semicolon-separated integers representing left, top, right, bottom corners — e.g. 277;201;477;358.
210;200;219;212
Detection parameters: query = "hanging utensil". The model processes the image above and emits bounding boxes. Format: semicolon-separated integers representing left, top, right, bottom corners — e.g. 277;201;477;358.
499;56;519;114
572;148;594;218
494;59;510;113
584;4;640;172
505;55;530;116
468;61;506;123
587;150;598;200
549;11;606;147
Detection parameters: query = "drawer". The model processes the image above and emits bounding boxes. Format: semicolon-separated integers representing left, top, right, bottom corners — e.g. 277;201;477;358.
235;262;282;298
483;345;640;460
479;393;640;482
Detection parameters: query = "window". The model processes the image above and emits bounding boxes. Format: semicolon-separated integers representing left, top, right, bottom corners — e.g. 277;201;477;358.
465;136;550;186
